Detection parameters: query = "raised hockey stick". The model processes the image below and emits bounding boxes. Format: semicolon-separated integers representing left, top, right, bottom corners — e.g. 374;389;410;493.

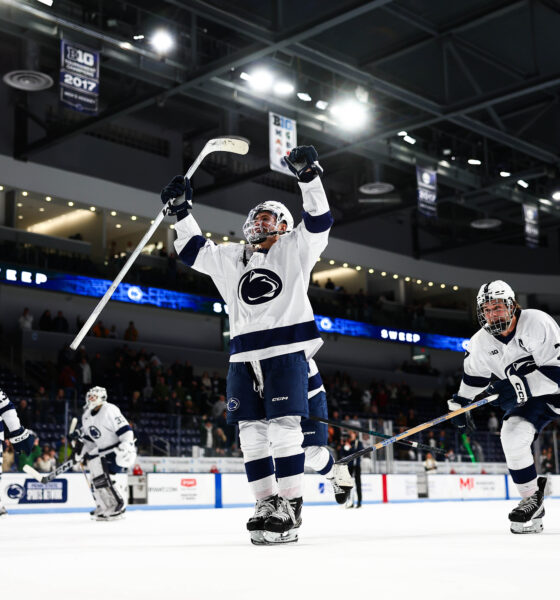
69;135;250;351
309;415;447;456
336;394;499;464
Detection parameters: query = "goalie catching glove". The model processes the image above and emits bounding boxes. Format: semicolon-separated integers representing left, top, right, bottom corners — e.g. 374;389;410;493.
284;145;323;182
161;175;193;221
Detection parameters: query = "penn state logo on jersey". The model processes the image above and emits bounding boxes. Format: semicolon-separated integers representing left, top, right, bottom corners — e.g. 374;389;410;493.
89;425;102;439
238;268;283;305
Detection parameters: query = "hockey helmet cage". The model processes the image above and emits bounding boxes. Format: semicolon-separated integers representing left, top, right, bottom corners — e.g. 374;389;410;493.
476;280;517;336
243;200;294;244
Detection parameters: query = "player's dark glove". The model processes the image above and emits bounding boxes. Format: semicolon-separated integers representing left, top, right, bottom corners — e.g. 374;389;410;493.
486;379;523;412
284;145;323;182
9;427;36;454
161;175;193;221
447;395;476;432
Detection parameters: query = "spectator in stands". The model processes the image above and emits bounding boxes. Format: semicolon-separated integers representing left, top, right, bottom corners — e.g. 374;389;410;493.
52;311;69;333
212;394;226;419
424;452;437;472
34;446;56;473
124;321;138;342
200;417;214;452
92;320;109;337
18;307;33;331
39;310;53;331
325;278;335;290
78;357;92;395
2;441;15;472
59;364;77;399
540;448;554;474
18;436;41;472
487;412;499;433
57;437;72;464
16;399;33;429
108;325;117;339
33;385;49;421
427;431;437;449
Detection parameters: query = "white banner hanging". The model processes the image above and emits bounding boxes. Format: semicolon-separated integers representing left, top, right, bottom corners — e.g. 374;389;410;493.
269;112;297;175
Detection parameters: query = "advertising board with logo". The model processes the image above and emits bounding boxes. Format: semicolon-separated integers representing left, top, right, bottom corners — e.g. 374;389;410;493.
147;473;215;506
428;475;505;500
2;474;92;510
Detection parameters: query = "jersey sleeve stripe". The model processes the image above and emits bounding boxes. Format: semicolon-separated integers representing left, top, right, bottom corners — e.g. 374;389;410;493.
116;425;133;437
302;210;333;233
538;365;560;385
308;372;323;392
0;401;15;416
230;320;321;355
178;235;208;267
462;373;491;388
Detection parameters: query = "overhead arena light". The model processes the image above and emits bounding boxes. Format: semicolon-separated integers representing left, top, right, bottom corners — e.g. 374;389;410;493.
500;171;511;177
273;81;294;96
315;100;328;110
552;191;560;201
540;198;553;206
297;92;312;102
471;218;502;229
247;69;273;92
150;30;174;54
517;179;529;188
397;131;407;137
36;0;54;6
329;100;368;130
403;135;416;145
468;159;482;165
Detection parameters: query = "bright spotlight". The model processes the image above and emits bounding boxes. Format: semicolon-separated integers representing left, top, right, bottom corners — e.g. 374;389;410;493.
397;131;407;137
499;171;511;178
552;191;560;201
315;100;328;110
249;69;273;92
403;135;416;145
468;159;481;165
330;100;368;130
36;0;54;5
297;92;312;102
517;179;529;189
273;81;294;96
150;30;174;54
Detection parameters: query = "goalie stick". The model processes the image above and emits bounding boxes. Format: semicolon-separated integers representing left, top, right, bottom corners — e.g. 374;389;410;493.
309;415;447;456
336;393;499;465
69;135;250;351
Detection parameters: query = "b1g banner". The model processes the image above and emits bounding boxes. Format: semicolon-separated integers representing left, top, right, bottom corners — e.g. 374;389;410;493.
269;112;297;175
60;40;100;115
523;204;539;247
416;165;438;217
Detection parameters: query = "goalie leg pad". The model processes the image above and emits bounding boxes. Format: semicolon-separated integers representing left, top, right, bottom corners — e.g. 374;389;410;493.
88;456;125;518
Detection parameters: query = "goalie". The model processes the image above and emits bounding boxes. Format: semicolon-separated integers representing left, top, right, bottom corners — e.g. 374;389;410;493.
72;386;136;521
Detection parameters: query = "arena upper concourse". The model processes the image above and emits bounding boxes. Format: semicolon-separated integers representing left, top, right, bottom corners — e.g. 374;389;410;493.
1;1;560;596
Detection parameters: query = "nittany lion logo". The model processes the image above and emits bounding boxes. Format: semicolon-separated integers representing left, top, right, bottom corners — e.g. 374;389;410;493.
227;397;240;412
7;484;24;500
89;425;102;439
238;269;283;305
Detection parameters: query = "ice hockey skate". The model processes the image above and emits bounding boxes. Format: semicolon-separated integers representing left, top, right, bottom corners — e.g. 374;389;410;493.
0;506;7;516
328;463;354;505
262;497;302;544
95;507;126;522
509;477;547;534
246;495;278;545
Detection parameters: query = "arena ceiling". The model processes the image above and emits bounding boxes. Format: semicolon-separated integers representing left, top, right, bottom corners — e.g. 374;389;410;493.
1;0;560;262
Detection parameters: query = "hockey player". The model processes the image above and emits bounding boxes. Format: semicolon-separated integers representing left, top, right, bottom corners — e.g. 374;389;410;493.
161;145;332;544
0;389;36;515
302;359;353;504
72;386;136;521
449;280;560;533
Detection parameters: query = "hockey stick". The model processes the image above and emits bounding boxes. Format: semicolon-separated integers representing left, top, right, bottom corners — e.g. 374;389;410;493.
309;415;447;456
69;135;250;351
336;394;499;464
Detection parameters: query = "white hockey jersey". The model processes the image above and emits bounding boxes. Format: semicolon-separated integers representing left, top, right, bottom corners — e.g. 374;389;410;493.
174;177;333;362
0;389;24;438
81;402;134;456
458;309;560;412
308;358;326;399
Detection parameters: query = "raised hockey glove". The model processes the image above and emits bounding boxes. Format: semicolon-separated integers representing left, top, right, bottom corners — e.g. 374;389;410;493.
115;441;136;468
284;145;323;182
161;175;193;221
486;378;525;412
10;427;36;454
447;395;476;432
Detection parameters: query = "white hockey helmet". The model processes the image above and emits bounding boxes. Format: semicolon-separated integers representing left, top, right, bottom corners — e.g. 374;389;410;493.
476;280;517;336
84;386;108;410
242;200;294;245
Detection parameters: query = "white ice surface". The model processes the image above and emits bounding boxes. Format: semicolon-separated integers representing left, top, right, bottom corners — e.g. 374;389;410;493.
1;501;558;599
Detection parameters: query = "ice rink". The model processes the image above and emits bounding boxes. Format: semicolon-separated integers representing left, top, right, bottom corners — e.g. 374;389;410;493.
2;500;558;598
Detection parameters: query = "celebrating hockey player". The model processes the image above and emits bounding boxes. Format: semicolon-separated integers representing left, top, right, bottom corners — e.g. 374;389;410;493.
161;145;332;544
449;280;560;533
72;386;136;521
302;359;353;503
0;389;36;515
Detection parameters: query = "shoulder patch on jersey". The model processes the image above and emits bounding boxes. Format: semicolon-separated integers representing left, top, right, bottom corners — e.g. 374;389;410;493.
238;268;283;305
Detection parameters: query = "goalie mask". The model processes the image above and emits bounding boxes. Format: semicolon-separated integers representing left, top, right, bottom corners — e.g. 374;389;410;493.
243;201;294;245
84;386;108;410
476;280;517;336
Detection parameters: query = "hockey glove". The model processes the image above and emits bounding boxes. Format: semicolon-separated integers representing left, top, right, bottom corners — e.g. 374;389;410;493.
447;395;476;432
10;427;36;454
115;441;136;469
284;145;323;182
486;378;525;412
161;175;193;221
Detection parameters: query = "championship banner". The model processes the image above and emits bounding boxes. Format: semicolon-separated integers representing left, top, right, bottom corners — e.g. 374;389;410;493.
416;165;438;217
60;40;100;115
522;204;539;247
269;112;297;175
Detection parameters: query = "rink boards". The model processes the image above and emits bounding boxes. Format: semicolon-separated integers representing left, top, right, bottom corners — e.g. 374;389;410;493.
3;472;560;512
